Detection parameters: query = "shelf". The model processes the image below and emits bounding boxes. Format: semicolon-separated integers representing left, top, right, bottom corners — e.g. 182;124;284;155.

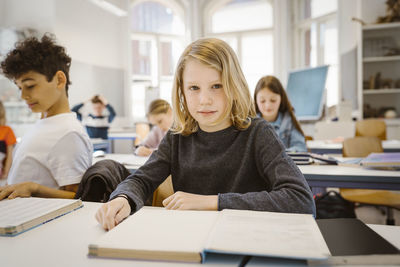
363;88;400;95
363;55;400;63
363;22;400;31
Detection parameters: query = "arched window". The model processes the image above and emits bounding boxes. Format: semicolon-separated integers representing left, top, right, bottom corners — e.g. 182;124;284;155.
130;0;185;119
204;0;274;95
293;0;338;107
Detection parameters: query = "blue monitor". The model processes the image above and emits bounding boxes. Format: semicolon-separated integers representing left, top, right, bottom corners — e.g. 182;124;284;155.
286;65;329;121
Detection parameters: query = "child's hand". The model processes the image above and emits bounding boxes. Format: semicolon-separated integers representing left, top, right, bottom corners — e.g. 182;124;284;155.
0;182;38;200
95;196;131;230
162;191;218;211
136;146;153;157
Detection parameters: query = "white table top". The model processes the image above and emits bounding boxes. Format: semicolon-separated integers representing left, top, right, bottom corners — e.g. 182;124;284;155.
307;140;400;149
2;201;400;267
0;202;242;267
93;153;149;169
299;164;400;178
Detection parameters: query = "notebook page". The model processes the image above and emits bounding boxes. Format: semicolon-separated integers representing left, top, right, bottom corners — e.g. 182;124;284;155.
205;209;331;260
0;197;80;227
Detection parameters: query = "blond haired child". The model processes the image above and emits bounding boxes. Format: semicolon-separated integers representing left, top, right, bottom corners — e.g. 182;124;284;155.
135;99;173;157
0;101;17;179
96;38;315;230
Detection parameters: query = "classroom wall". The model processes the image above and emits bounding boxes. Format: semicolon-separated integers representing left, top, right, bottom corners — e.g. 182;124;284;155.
0;0;130;117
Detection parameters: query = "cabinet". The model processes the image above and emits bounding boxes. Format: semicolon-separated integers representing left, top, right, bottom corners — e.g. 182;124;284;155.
357;22;400;139
358;22;400;120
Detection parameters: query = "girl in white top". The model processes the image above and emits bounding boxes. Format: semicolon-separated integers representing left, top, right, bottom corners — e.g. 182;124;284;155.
0;34;92;200
135;99;173;157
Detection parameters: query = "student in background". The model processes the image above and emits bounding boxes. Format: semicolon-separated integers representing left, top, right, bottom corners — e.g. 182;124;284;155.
254;75;307;152
0;34;92;200
0;101;17;179
72;94;116;139
135;99;173;157
96;38;315;230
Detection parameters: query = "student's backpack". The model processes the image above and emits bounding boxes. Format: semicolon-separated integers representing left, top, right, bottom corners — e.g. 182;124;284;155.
314;191;356;219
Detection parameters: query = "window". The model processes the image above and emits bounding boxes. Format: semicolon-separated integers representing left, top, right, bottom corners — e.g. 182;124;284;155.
293;0;338;107
130;0;185;119
204;0;274;96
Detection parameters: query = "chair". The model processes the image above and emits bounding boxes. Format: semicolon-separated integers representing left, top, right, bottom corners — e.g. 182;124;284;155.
152;176;174;207
340;136;400;225
355;119;386;140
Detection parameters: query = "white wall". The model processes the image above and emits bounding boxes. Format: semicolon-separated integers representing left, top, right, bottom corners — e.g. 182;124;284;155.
0;0;130;116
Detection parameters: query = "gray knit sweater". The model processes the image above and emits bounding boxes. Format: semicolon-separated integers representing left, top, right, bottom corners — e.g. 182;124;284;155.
110;118;315;216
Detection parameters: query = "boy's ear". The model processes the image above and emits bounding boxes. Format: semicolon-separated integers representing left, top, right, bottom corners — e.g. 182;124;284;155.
55;71;67;90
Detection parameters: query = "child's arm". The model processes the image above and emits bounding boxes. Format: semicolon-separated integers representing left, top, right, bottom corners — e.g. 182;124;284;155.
287;128;307;152
162;191;218;210
0;182;79;200
1;145;14;179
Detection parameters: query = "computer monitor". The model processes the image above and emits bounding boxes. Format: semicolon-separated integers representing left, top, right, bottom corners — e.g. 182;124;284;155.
286;65;329;121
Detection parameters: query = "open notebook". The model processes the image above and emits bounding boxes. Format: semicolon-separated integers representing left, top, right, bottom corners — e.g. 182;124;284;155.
89;207;330;263
0;197;83;236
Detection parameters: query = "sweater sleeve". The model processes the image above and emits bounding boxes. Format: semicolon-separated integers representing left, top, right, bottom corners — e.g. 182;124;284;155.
71;103;84;121
110;132;172;213
106;104;116;123
218;123;315;216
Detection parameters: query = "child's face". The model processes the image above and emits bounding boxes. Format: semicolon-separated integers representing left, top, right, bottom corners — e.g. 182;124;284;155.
182;59;231;132
92;103;105;116
256;87;281;122
148;109;173;132
15;71;64;116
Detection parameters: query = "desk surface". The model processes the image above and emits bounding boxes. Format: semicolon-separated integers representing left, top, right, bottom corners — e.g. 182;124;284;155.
299;164;400;190
307;140;400;154
2;201;400;267
1;202;243;267
94;154;400;191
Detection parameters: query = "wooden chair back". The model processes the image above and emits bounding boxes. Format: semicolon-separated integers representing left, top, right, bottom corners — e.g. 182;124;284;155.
355;119;386;140
342;136;383;157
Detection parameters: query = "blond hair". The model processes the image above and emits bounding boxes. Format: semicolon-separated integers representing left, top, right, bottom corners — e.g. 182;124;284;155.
147;99;171;116
0;101;6;126
171;38;255;135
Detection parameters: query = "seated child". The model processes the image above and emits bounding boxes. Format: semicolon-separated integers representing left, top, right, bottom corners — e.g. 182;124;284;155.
95;38;315;230
135;99;173;157
72;94;116;139
254;75;307;152
0;101;17;179
0;34;92;200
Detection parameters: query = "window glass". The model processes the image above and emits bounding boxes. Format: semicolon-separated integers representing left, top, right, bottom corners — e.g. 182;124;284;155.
160;40;183;77
211;0;272;33
300;0;337;20
130;1;184;35
242;33;273;95
132;39;152;76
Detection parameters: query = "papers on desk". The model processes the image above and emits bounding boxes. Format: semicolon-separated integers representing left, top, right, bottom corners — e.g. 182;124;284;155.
88;207;330;263
360;152;400;170
0;197;82;236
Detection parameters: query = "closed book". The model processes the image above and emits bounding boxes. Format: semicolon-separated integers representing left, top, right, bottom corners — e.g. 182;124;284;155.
0;197;83;236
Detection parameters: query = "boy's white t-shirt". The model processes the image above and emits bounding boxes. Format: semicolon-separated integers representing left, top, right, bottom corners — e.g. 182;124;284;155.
8;113;93;188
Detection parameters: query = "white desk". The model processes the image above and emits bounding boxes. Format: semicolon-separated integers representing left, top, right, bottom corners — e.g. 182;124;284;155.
93;153;149;171
2;201;400;267
0;202;243;267
299;164;400;190
108;132;137;153
94;154;400;191
307;140;400;154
